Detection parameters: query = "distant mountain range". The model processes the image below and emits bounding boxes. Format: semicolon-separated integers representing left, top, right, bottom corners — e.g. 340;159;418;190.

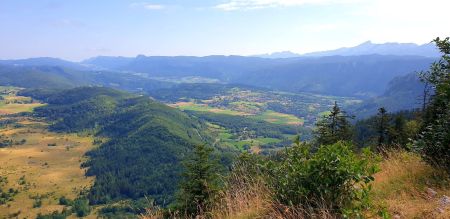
253;41;440;58
0;40;439;100
83;54;434;97
1;54;435;98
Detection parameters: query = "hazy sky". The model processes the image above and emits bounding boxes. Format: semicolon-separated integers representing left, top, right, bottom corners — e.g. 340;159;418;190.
1;0;449;61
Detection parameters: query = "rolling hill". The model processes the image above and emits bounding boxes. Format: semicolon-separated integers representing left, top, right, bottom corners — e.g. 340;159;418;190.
21;87;236;205
0;64;173;92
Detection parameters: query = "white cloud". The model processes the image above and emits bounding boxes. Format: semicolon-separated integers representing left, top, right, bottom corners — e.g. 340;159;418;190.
143;4;165;10
130;2;165;10
215;0;359;11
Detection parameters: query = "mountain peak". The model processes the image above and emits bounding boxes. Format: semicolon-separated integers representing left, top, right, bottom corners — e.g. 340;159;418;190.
303;41;440;57
359;40;373;45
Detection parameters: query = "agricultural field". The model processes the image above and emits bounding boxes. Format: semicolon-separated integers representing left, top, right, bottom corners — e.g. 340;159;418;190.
0;87;97;218
207;122;286;152
156;84;358;152
169;101;249;116
0;86;45;115
157;84;359;127
250;110;304;126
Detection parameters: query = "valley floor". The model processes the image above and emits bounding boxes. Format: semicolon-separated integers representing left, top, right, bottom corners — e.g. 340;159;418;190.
0;89;96;218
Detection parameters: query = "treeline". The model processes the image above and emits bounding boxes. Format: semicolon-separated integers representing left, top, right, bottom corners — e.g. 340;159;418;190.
354;109;421;148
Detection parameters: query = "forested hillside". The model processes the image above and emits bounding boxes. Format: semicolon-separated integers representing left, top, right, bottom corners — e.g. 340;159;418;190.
237;55;433;96
21;87;237;207
0;64;173;92
0;65;88;89
352;72;426;118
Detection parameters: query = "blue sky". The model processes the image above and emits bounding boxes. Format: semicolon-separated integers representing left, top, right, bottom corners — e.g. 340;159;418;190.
0;0;449;61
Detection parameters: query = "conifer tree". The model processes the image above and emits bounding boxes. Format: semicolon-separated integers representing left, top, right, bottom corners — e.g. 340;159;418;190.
388;114;408;146
176;144;220;216
376;107;389;151
315;102;353;146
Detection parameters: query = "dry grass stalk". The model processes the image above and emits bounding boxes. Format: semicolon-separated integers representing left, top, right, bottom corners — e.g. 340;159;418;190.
141;162;339;219
210;163;272;219
265;200;336;219
370;149;450;218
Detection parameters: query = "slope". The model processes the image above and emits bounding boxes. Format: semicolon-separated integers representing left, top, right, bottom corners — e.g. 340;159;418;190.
0;64;173;92
352;73;425;118
21;87;233;205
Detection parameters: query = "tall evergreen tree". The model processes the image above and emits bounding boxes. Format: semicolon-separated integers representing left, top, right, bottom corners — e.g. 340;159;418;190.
417;37;450;172
176;144;220;216
315;102;353;146
388;114;408;147
376;107;389;151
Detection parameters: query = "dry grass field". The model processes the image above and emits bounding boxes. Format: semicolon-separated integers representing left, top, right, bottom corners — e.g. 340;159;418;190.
0;88;97;218
0;103;45;115
0;87;45;115
370;151;450;219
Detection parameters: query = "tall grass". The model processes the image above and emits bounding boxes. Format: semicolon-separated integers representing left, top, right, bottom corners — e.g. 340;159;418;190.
140;161;336;219
370;150;450;218
210;162;271;218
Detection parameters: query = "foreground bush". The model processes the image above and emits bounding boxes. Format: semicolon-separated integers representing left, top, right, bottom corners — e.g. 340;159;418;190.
266;141;379;217
212;141;379;218
141;141;379;218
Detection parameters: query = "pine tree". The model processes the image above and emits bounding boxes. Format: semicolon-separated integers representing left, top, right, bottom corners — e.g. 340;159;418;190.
388;114;408;147
315;102;353;146
176;144;220;216
376;107;389;151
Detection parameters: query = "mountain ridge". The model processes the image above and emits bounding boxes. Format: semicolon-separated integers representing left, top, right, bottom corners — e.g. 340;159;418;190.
252;41;440;58
303;41;440;57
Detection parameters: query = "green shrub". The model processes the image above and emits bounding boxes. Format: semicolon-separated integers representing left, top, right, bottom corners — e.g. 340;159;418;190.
266;141;379;217
73;197;91;217
58;196;73;206
33;198;42;208
36;208;70;219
